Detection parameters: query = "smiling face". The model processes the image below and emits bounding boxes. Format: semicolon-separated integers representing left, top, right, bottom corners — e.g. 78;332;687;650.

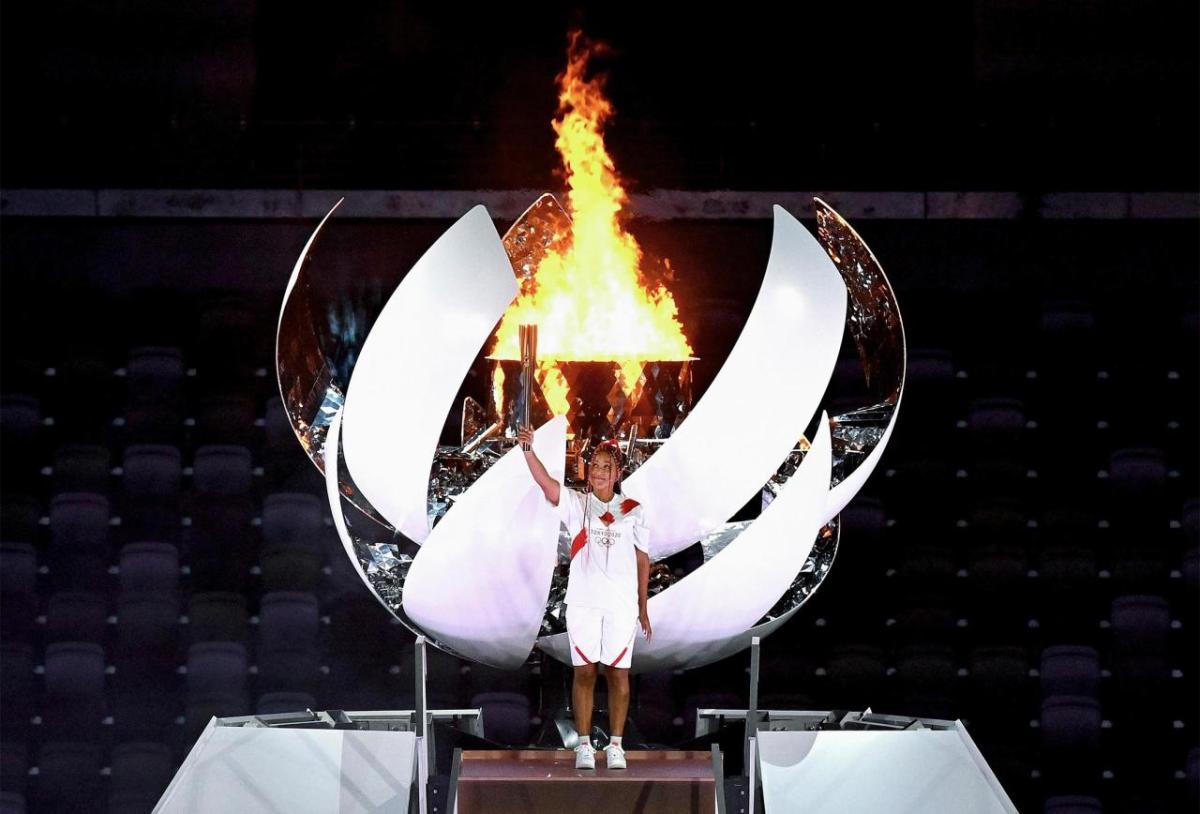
588;447;621;500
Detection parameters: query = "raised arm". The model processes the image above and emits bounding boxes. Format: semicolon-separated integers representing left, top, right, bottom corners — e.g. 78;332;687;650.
517;425;561;505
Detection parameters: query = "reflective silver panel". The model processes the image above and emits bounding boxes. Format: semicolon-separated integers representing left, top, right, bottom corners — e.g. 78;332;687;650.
282;196;904;671
501;193;573;285
762;200;906;497
815;198;906;488
325;409;474;662
276;200;394;529
275;200;345;470
746;199;905;631
816;199;905;406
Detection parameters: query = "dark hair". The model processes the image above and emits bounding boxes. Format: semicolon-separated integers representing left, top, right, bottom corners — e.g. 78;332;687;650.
587;439;624;489
590;439;624;470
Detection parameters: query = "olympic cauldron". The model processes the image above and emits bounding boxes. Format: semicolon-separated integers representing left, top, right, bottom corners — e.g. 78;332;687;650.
275;195;905;672
485;193;694;473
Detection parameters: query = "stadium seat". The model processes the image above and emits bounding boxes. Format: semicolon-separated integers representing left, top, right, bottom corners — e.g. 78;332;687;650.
51;445;111;496
186;593;248;644
187;495;255;592
1111;595;1170;662
967;645;1031;723
1040;646;1101;700
44;592;108;644
108;741;174;801
33;742;103;813
0;645;34;740
195;395;258;448
47;493;109;592
49;492;109;549
1;395;42;485
126;347;184;409
261;493;323;550
192;445;253;496
112;681;179;743
259;493;325;590
0;496;41;543
1108;596;1172;732
185;642;248;698
1040;695;1103;778
258;592;320;652
1106;449;1169;526
117;543;180;594
124;402;183;446
260;547;323;592
41;642;107;739
0;742;26;795
0;543;37;643
115;593;181;665
1110;540;1169;595
43;641;106;699
123;349;185;445
893;643;958;719
121;444;182;499
1037;545;1101;639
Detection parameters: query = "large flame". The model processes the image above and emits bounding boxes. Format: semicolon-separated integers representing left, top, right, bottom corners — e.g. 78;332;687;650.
492;31;692;416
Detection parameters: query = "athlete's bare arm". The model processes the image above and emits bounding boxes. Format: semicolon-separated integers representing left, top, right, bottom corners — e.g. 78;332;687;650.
636;548;652;642
518;425;561;505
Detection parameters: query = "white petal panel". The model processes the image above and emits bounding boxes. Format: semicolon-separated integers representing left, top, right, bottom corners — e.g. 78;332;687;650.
403;417;567;669
623;206;846;558
540;414;833;673
342;206;517;542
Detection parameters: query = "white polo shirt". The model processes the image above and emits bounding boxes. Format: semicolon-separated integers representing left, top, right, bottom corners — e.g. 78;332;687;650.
558;488;649;614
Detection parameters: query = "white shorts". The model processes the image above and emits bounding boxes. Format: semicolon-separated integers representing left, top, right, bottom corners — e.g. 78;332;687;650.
566;605;637;669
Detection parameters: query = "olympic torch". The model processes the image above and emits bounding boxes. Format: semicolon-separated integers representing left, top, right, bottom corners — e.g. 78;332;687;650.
519;323;538;451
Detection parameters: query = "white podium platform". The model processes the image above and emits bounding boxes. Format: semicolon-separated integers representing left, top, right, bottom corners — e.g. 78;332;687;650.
756;723;1016;813
154;721;418;814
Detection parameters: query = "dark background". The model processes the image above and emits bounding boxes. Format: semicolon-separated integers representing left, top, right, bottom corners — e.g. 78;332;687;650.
2;2;1197;190
0;4;1197;814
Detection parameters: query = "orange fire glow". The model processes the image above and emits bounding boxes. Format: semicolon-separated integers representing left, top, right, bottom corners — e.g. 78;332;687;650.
491;30;692;417
492;365;505;419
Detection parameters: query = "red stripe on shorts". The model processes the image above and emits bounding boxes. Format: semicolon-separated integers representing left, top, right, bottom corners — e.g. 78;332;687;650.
574;645;593;665
608;646;629;668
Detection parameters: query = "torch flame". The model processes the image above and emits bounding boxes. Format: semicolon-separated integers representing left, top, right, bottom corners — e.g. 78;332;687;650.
492;30;692;417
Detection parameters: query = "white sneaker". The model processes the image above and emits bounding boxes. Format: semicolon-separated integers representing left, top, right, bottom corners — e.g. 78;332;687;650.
604;742;627;770
574;742;596;770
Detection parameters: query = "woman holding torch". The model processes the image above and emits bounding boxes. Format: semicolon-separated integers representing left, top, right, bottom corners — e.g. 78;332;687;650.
517;425;652;771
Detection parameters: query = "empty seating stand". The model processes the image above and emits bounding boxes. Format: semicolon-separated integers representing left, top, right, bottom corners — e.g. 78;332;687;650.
0;285;1193;814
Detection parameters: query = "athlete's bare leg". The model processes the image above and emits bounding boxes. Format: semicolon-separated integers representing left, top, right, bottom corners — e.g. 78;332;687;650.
606;666;630;737
573;663;598;738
